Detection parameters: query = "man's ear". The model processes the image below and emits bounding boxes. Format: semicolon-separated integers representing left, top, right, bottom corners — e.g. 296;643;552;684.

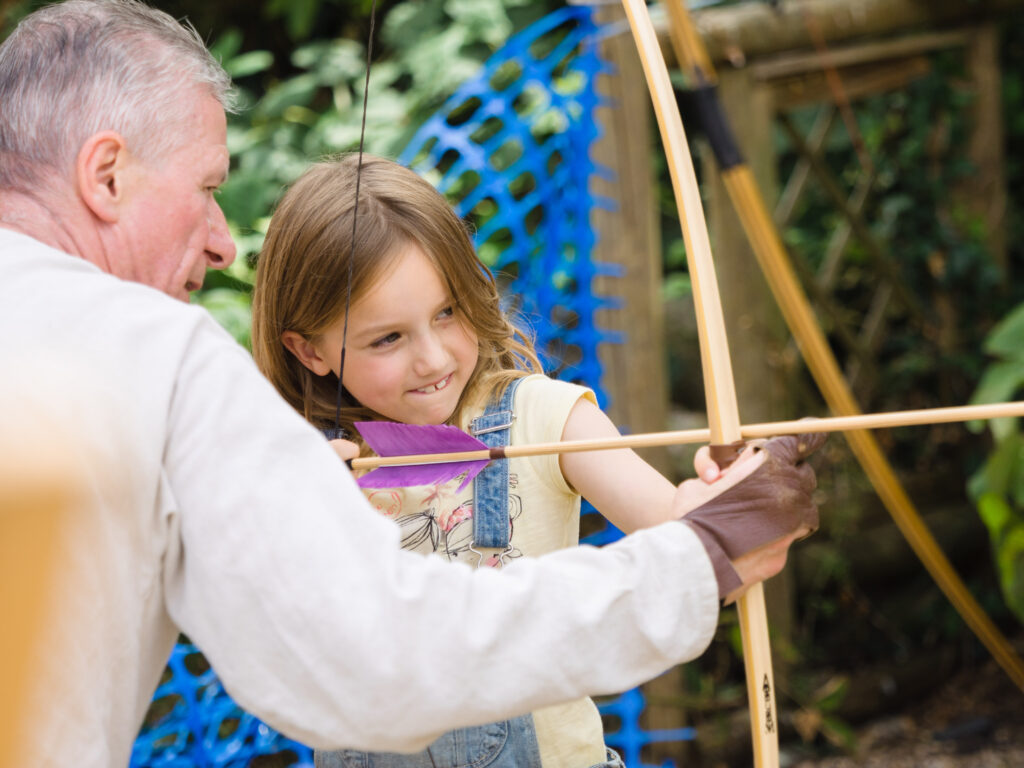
75;131;130;223
281;331;334;376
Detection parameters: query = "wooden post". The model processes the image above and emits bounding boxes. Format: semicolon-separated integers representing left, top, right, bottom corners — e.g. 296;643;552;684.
960;24;1007;278
591;6;678;762
592;5;671;477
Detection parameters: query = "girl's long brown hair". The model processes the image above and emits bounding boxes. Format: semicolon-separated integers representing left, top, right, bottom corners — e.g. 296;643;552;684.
251;154;542;438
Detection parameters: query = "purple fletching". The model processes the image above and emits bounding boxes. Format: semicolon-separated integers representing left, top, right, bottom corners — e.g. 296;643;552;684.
356;461;488;492
355;421;487;455
354;421;491;491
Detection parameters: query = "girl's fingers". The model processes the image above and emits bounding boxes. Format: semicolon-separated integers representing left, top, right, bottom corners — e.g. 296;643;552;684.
693;445;719;483
329;438;361;462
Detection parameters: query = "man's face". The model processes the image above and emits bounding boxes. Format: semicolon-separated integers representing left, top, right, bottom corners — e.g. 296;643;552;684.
115;94;236;300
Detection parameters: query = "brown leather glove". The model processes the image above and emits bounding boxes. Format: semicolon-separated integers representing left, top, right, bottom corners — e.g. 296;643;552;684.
680;433;826;599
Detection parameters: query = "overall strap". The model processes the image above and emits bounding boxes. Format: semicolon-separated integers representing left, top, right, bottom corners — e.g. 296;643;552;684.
468;377;523;550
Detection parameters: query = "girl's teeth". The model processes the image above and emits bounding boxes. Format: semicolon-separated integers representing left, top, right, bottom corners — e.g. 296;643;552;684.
418;376;449;394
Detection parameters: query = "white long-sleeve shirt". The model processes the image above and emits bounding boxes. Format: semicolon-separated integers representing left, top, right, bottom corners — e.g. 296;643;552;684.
0;228;719;767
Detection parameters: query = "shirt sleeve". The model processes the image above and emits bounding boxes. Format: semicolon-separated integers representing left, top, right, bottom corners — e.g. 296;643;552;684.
162;319;720;752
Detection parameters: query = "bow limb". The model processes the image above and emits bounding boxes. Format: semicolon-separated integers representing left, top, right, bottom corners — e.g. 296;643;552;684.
617;1;778;765
661;0;1024;694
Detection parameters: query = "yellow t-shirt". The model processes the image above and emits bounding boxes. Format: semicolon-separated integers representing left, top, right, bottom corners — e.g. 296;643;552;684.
358;373;607;767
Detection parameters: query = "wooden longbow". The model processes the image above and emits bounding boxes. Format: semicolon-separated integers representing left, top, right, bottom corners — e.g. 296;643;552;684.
617;1;781;764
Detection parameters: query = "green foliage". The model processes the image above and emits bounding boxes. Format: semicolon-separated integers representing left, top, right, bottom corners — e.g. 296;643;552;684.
789;676;858;752
193;288;255;348
190;0;557;343
771;45;1016;481
969;302;1024;439
968;302;1024;624
0;0;41;28
0;0;557;343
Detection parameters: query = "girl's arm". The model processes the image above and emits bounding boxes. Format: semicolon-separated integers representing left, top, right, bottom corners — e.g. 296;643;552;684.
559;396;722;534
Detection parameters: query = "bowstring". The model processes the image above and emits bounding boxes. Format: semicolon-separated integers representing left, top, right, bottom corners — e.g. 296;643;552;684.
333;0;378;438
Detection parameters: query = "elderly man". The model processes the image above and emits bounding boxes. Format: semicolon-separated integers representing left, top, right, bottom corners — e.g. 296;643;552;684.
0;1;822;766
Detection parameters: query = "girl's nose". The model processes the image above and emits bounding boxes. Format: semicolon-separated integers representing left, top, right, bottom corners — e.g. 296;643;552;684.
412;332;448;376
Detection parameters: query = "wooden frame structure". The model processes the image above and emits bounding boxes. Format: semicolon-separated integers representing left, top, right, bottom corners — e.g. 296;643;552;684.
588;0;1023;762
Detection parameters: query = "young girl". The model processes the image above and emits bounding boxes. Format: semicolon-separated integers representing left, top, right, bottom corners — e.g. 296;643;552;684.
252;154;703;768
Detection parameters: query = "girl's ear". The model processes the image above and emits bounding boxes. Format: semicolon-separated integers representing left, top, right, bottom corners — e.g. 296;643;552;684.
281;331;334;376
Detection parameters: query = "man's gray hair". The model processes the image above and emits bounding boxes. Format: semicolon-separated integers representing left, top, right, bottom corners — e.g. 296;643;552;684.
0;0;237;192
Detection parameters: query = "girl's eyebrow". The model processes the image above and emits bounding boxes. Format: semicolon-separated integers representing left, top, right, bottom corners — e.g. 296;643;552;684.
350;295;453;340
350;320;398;341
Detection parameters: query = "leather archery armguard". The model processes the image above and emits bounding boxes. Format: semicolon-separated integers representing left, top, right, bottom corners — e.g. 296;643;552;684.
681;433;825;598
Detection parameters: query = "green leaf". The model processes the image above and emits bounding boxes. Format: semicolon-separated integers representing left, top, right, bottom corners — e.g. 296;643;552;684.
727;622;743;659
1016;446;1024;510
995;524;1024;623
381;2;447;48
968;360;1024;436
209;29;243;62
253;73;320;119
967;432;1022;501
662;273;692;301
266;0;320;41
294;39;365;84
820;714;858;751
224;50;274;79
984;302;1024;360
217;170;282;232
976;491;1012;537
444;0;512;48
813;676;850;713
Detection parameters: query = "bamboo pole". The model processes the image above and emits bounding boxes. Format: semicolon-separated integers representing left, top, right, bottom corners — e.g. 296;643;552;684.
668;0;1024;67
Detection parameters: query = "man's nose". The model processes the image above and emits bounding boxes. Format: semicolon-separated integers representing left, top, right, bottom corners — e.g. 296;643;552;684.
205;201;237;270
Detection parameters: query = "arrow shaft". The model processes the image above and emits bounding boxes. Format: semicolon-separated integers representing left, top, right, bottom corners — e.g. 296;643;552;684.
351;400;1023;467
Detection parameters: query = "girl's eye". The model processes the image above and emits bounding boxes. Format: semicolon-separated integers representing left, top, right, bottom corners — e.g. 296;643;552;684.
370;332;401;348
437;305;455;320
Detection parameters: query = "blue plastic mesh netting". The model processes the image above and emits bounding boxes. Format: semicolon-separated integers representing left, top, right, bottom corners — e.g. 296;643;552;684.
131;640;312;767
399;5;621;401
132;7;691;767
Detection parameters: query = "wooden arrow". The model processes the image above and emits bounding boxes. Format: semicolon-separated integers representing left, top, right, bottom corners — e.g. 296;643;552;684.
350;401;1024;470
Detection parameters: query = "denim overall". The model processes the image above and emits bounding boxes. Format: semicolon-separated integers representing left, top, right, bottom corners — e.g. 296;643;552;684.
316;380;623;768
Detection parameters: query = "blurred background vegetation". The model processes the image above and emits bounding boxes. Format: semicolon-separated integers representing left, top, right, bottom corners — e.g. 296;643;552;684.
1;0;565;344
2;0;1024;760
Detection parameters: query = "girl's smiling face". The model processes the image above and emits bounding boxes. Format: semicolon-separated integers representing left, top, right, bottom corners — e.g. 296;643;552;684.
314;241;479;425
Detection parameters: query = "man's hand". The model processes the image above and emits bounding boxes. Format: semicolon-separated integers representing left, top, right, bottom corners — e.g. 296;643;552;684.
674;433;826;600
723;529;803;605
